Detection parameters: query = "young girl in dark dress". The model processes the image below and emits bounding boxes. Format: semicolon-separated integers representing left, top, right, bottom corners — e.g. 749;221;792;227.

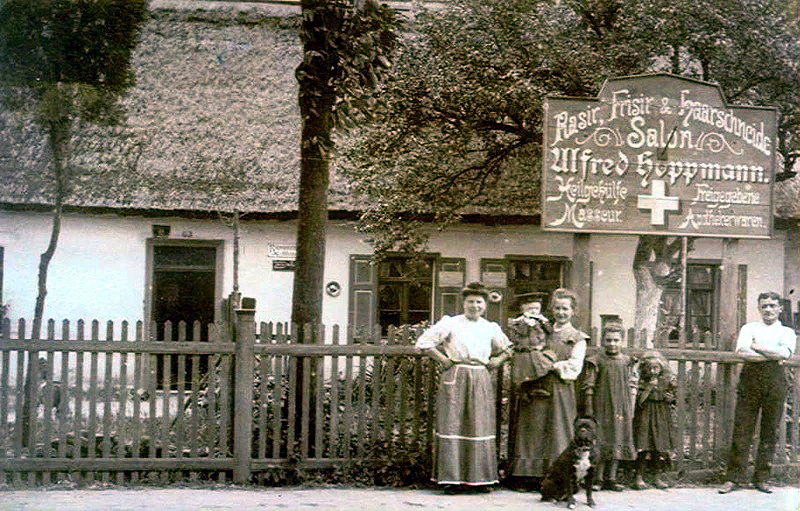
583;316;638;491
633;350;676;490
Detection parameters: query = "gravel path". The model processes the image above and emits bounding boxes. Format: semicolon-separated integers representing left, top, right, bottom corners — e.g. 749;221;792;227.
0;485;798;511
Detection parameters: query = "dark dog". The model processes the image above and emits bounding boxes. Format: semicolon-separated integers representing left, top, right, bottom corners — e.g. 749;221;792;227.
540;417;598;508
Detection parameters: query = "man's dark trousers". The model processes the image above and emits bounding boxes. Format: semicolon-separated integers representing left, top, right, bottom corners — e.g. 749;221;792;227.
726;361;786;483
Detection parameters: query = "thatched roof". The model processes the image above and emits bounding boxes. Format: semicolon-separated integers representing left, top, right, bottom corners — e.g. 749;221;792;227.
0;4;348;216
1;2;798;220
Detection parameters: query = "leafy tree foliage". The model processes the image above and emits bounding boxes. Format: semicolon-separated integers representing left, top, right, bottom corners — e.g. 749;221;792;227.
293;0;397;327
343;0;797;345
0;0;148;338
346;0;796;252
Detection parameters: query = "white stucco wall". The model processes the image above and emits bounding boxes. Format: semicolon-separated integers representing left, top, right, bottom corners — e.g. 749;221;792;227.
0;209;792;339
426;224;575;282
0;210;286;331
588;232;788;332
589;234;639;332
738;232;789;321
1;211;151;326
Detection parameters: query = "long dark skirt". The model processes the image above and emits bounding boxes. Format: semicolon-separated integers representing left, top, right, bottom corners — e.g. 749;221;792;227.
432;364;498;485
633;400;674;453
509;372;576;477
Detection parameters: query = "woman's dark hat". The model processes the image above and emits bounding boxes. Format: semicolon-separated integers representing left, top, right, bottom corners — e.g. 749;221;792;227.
461;282;489;299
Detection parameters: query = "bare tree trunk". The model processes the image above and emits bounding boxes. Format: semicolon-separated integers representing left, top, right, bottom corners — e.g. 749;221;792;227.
632;236;684;348
32;193;63;341
32;92;70;341
292;0;336;332
633;237;661;348
27;88;71;445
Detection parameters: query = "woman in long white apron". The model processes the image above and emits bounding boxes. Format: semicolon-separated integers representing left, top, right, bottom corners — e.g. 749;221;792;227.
415;282;512;493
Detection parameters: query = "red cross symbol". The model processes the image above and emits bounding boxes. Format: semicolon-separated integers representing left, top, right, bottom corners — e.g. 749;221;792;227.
637;180;679;225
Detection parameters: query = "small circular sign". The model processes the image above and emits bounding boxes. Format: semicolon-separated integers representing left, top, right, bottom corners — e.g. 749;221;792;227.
488;290;503;303
325;281;341;297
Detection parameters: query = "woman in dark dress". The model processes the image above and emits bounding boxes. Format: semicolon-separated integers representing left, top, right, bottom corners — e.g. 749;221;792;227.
508;288;588;487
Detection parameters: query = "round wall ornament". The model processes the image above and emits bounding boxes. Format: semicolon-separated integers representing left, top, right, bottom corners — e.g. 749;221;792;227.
325;281;342;297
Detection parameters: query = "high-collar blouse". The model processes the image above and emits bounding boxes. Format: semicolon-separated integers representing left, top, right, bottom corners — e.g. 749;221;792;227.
415;315;512;364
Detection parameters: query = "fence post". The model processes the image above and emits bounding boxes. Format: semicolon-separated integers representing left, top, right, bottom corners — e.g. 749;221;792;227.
233;298;256;484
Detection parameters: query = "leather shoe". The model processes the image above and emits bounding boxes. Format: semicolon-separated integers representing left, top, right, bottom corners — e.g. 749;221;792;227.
652;477;669;490
753;482;772;494
602;481;625;492
718;481;740;494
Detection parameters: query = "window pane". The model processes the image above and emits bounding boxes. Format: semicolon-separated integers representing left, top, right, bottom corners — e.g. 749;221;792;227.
511;261;531;281
378;312;401;335
689;314;713;340
688;266;713;287
536;262;562;280
406;259;433;280
408;311;430;326
377;256;434;333
378;285;401;310
408;283;432;311
507;259;565;317
657;264;720;346
154;246;215;268
689;290;711;315
388;261;404;278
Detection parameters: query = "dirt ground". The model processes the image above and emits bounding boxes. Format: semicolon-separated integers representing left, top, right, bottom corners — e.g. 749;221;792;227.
0;484;798;511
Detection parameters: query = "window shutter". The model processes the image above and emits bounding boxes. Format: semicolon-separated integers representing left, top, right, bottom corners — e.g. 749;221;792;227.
736;264;747;329
349;255;377;340
480;258;508;325
562;259;573;289
435;257;465;321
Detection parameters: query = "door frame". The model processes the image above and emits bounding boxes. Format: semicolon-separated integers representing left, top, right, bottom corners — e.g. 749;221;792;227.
144;238;224;341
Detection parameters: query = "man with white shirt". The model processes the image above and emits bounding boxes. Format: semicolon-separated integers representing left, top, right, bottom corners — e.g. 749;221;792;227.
719;291;796;494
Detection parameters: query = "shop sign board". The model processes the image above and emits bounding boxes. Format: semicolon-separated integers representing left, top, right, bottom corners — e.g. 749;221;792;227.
542;74;776;238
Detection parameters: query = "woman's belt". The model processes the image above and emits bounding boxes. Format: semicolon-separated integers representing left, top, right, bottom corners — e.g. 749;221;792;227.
514;346;542;353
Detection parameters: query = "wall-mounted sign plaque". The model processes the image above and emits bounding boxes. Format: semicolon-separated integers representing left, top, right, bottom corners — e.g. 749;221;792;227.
272;260;295;272
542;74;775;238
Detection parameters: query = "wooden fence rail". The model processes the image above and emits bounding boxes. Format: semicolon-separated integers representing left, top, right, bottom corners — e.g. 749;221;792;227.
0;315;797;486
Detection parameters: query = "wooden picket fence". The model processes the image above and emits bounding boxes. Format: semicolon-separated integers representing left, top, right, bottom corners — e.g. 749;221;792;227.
0;312;797;486
0;308;441;485
600;328;800;479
